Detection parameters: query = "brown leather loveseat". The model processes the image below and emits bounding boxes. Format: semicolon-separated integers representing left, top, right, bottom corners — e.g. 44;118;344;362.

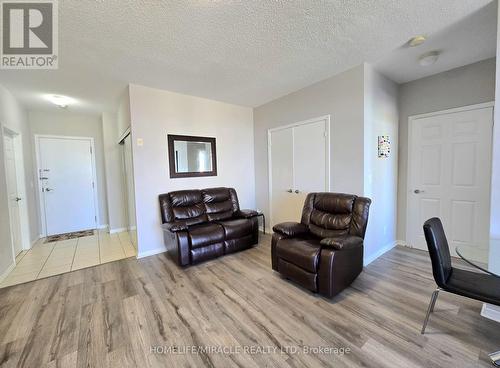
272;192;371;298
159;187;259;266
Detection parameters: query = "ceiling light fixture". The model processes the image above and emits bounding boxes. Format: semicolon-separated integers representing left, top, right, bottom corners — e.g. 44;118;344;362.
418;51;440;67
409;35;426;47
45;94;74;108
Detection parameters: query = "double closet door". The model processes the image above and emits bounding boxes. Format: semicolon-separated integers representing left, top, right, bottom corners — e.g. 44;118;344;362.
269;116;330;227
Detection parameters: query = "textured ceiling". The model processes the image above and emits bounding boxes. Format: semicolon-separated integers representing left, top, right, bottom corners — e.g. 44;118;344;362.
0;0;494;114
374;1;497;83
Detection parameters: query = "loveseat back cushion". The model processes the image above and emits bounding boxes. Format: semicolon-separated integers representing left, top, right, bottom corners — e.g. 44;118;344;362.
162;190;208;226
202;187;240;221
308;193;355;238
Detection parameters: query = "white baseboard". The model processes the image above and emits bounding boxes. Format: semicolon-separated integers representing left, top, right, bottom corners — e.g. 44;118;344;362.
97;224;108;230
364;241;398;266
29;236;40;249
0;262;15;284
137;246;166;259
481;304;500;323
109;227;128;234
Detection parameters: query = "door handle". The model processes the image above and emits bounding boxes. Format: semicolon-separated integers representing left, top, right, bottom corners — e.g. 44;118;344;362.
45;188;53;192
15;197;22;202
286;189;293;193
414;189;425;194
295;190;300;194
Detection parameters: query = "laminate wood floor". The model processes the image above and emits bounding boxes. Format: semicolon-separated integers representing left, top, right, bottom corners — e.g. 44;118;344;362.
0;234;498;367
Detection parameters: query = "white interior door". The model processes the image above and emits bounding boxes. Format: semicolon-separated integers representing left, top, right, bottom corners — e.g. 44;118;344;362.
407;106;493;261
270;127;295;226
269;117;329;227
4;135;23;256
38;136;97;236
293;120;328;205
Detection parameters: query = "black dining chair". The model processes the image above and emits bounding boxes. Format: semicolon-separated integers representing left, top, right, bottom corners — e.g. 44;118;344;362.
421;217;500;336
422;218;500;366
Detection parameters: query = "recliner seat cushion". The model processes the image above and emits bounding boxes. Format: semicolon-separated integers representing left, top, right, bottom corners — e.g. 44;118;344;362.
188;223;225;249
275;238;321;273
218;219;253;239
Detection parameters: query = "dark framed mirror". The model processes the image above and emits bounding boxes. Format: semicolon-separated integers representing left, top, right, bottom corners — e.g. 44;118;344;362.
167;134;217;178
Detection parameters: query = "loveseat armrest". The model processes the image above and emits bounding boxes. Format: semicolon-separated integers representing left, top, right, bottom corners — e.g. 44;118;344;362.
161;221;188;233
273;222;309;237
235;209;259;219
320;235;363;250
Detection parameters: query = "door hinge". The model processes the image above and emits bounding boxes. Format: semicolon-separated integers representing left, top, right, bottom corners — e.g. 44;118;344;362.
92;182;95;188
90;146;93;154
95;216;97;222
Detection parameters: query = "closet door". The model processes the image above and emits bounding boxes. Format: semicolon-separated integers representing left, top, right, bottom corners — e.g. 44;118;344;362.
270;128;294;226
269;117;329;228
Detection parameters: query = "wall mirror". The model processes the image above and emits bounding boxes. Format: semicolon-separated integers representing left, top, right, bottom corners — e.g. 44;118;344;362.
168;134;217;178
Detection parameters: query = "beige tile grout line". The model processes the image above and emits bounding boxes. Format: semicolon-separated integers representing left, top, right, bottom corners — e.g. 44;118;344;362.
69;238;79;271
35;241;57;279
98;229;102;264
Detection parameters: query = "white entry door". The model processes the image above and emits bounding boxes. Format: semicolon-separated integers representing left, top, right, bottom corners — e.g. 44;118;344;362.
4;135;23;256
37;136;97;236
269;116;330;227
407;105;493;259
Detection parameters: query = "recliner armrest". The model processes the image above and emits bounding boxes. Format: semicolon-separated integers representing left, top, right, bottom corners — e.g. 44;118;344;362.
161;221;188;233
273;222;309;237
320;235;363;250
235;209;259;219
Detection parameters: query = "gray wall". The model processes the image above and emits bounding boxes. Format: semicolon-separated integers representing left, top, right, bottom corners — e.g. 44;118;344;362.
363;65;399;263
253;64;365;221
28;110;109;228
397;58;496;240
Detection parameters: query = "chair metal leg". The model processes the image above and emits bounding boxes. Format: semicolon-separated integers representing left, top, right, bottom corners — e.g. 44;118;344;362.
489;351;500;366
421;288;440;334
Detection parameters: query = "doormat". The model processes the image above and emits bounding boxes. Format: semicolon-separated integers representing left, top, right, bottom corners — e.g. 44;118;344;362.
44;230;95;243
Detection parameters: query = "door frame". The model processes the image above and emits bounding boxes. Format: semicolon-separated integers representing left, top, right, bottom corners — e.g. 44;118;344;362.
267;115;331;229
2;125;31;255
35;134;99;237
405;101;494;247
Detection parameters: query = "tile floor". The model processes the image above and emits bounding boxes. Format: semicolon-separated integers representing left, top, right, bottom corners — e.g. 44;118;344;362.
0;230;137;288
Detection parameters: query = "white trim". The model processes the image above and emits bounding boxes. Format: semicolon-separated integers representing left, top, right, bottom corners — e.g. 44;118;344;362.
0;262;15;284
268;115;331;228
2;126;31;253
109;227;128;234
405;102;495;246
137;246;166;259
34;134;100;237
97;224;108;229
481;304;500;323
364;241;397;266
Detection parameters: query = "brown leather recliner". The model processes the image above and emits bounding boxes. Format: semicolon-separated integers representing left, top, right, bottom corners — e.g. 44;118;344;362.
272;192;371;298
159;187;259;266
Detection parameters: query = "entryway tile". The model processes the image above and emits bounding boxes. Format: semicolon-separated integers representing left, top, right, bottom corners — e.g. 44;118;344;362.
38;264;72;279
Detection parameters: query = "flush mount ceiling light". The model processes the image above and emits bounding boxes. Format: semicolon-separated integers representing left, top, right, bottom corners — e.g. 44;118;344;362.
418;51;440;66
45;94;74;108
408;35;426;47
